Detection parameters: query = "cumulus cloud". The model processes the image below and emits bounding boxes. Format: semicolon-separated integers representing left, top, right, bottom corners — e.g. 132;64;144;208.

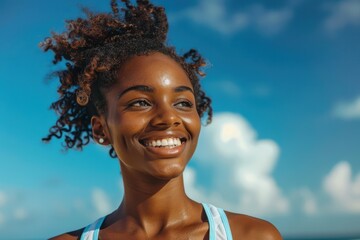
333;96;360;120
251;4;293;35
171;0;248;35
324;0;360;32
0;191;7;207
91;188;112;216
170;0;295;35
0;191;8;226
253;85;272;98
293;188;318;215
323;161;360;212
208;80;241;97
0;191;29;225
0;212;4;226
13;208;28;221
186;113;288;216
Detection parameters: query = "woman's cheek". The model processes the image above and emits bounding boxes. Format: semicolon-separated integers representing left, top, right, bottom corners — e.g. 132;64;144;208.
116;114;149;139
183;113;201;136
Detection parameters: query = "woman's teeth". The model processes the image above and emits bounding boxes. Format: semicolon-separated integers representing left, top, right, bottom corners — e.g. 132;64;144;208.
144;138;182;148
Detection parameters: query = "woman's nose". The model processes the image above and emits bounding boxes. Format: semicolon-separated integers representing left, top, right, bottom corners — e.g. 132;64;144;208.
149;104;181;128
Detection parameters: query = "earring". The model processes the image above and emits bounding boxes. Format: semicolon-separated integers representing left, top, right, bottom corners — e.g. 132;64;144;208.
99;138;104;144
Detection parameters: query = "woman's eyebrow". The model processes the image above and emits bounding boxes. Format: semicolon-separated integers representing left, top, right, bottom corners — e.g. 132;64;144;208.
174;86;194;94
118;85;154;99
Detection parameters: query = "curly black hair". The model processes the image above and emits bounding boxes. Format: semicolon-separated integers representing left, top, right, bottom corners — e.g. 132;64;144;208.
40;0;212;158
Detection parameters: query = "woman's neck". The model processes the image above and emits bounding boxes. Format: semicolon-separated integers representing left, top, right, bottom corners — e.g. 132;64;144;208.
117;167;197;233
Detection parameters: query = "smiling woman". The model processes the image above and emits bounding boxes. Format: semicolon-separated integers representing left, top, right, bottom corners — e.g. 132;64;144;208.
41;0;282;239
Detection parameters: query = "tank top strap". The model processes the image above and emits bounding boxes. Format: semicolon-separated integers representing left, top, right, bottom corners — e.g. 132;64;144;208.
202;203;233;240
80;216;105;240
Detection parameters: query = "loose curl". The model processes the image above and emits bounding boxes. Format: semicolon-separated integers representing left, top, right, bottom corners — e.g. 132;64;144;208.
41;0;212;158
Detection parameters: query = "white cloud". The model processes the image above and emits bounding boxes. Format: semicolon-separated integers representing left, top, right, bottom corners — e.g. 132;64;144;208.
171;0;248;35
324;0;360;32
323;161;360;212
0;191;7;207
208;80;241;97
170;0;295;35
91;188;112;216
13;208;28;221
0;212;4;226
253;85;272;97
220;80;241;96
0;191;7;226
251;4;293;35
294;188;318;215
333;96;360;120
0;191;30;225
184;167;206;201
186;113;289;216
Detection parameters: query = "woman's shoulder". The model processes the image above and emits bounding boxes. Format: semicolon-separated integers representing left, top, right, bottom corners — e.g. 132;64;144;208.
48;228;84;240
226;211;282;240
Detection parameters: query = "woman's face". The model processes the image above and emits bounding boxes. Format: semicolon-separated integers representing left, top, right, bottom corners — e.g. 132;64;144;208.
103;52;201;180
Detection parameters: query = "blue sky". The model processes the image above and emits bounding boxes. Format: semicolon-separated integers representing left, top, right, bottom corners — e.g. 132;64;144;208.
1;0;360;238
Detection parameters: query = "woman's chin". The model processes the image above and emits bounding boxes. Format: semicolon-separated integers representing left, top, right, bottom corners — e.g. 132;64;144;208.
147;164;186;181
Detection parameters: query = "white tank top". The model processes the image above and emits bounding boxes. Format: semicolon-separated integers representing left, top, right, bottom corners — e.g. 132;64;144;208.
80;203;233;240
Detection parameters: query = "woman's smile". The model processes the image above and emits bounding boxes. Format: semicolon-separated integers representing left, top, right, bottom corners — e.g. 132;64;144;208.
138;132;187;158
141;137;183;148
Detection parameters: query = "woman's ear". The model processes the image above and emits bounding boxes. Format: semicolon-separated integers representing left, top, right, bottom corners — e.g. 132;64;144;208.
91;115;110;145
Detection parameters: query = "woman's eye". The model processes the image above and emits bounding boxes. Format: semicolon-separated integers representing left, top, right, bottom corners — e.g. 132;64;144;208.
175;100;193;108
128;100;151;108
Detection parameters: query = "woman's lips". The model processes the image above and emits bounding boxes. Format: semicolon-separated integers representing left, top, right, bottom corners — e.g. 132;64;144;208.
139;137;186;158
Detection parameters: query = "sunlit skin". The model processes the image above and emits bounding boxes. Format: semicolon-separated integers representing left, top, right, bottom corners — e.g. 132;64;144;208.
103;52;201;181
51;52;282;239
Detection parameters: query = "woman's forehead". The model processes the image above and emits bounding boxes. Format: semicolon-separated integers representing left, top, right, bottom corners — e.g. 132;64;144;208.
114;52;193;89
